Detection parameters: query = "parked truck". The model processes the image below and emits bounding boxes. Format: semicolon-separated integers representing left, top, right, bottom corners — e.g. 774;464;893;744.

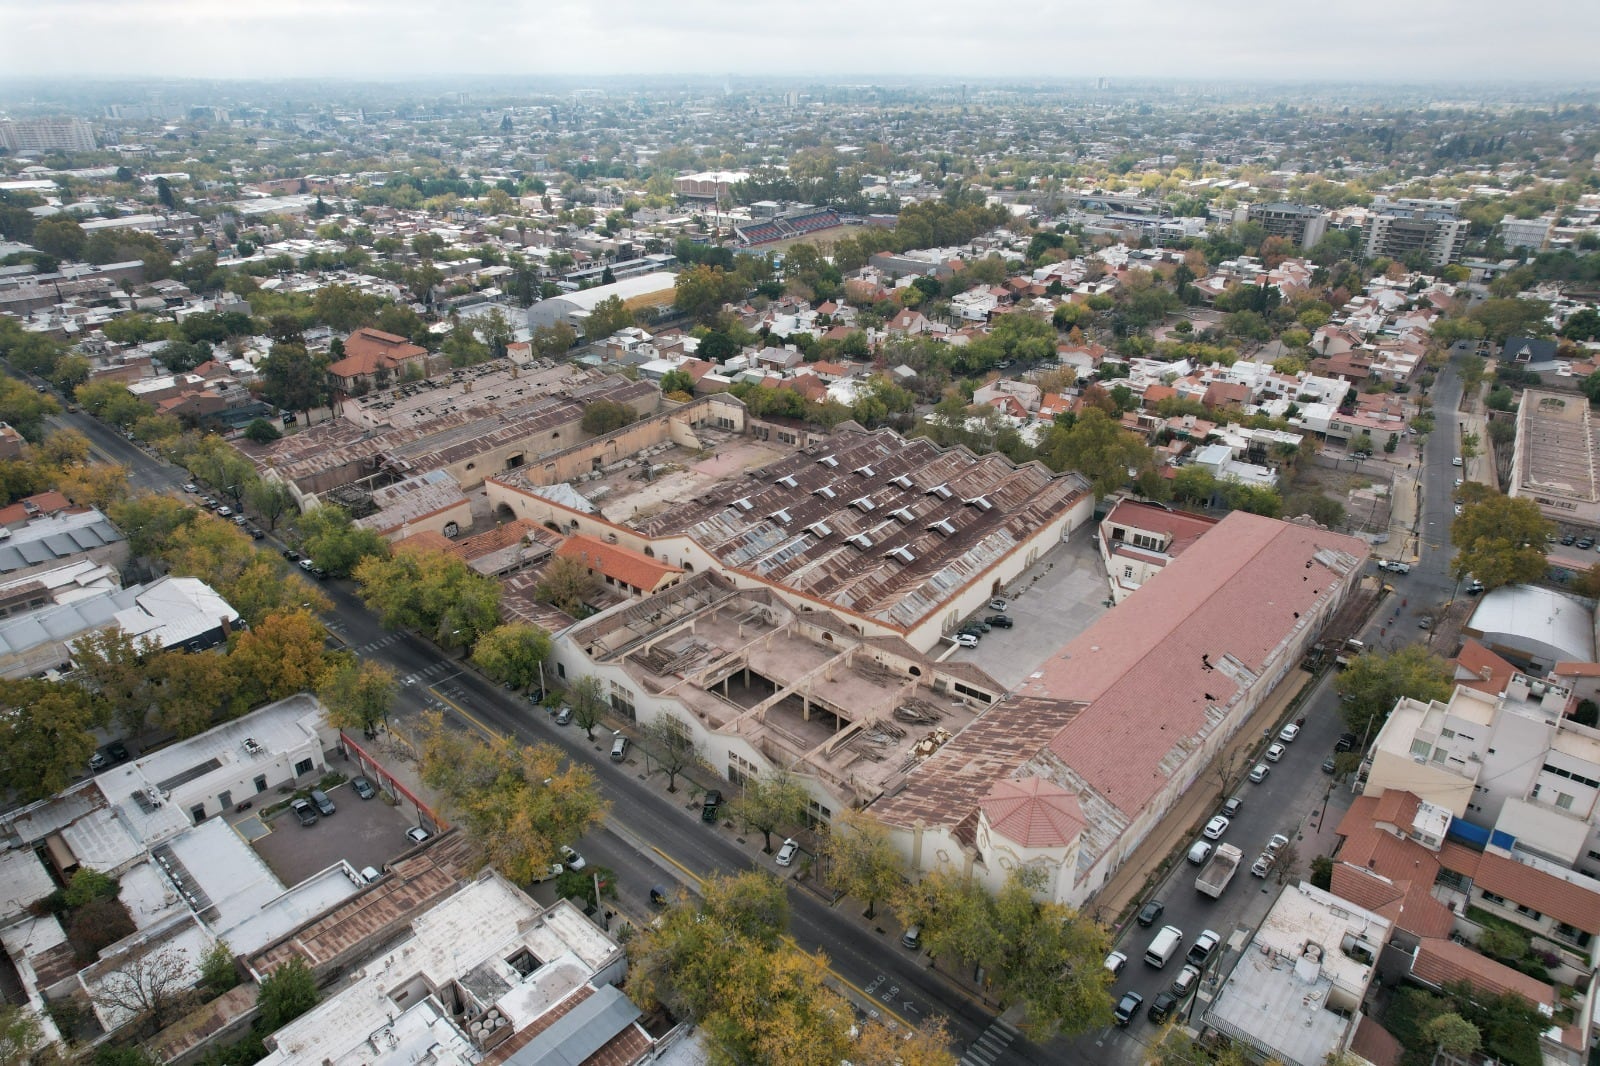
1195;843;1244;898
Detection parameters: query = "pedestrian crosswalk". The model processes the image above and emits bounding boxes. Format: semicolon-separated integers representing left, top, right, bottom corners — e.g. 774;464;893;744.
354;634;402;654
399;661;452;686
960;1019;1018;1065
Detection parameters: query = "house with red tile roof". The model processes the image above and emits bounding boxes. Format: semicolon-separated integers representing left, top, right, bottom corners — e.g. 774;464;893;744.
328;327;428;394
872;511;1366;907
555;533;682;598
1096;499;1220;602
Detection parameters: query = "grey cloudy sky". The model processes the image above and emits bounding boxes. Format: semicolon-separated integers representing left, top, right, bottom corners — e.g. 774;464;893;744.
2;0;1597;83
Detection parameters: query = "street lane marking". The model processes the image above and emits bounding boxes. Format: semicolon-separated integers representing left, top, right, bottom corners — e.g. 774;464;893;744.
650;846;705;888
427;686;497;741
782;934;916;1029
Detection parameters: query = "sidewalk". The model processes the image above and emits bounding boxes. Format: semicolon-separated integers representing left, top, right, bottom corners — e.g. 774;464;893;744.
1089;667;1316;926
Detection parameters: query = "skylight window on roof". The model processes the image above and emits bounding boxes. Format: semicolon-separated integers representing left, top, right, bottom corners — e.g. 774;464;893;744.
927;483;953;499
890;507;914;523
965;495;993;511
769;508;792;525
732;497;754;511
847;533;873;549
814;485;836;499
886;546;916;564
850;496;876;512
776;474;798;488
927;519;956;536
889;474;914;489
854;464;876;477
818;455;838;467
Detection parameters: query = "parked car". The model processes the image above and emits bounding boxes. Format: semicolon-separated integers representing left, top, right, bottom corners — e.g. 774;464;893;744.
1267;834;1289;854
1265;743;1286;763
183;483;199;494
290;798;318;827
216;506;233;518
1322;756;1339;774
954;633;979;647
405;826;430;844
1249;763;1270;783
1452;456;1463;467
1202;815;1230;840
701;789;723;823
1186;929;1221;967
1113;991;1144;1028
1137;899;1166;927
1578;537;1594;551
775;838;800;867
1278;723;1300;743
1147;991;1179;1024
1251;853;1275;878
901;925;921;950
554;705;573;725
1561;533;1577;546
558;844;586;871
989;597;1009;612
247;526;265;540
309;788;336;816
1466;579;1485;595
352;776;376;800
1221;795;1243;817
360;866;382;884
282;548;301;561
1171;964;1201;999
1334;732;1358;753
1105;950;1128;977
610;734;629;761
1187;840;1214;866
986;615;1014;628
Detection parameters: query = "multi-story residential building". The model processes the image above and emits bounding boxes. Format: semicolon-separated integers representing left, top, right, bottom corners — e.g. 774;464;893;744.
1246;201;1330;249
0;117;96;153
1500;214;1553;251
1362;201;1470;267
1362;675;1600;883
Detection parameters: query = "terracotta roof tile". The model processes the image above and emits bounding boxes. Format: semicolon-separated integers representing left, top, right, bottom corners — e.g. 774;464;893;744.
1411;936;1555;1007
1474;851;1600;934
1348;1016;1404;1066
557;533;682;593
981;777;1085;848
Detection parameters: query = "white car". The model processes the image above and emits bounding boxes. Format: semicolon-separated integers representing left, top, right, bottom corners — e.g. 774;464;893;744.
775;838;800;867
1265;743;1286;763
1105;950;1128;977
955;632;979;647
1266;833;1290;854
1187;840;1214;865
1249;763;1270;783
1452;456;1463;467
405;826;430;844
558;844;586;872
1277;723;1300;744
988;597;1009;612
1202;815;1230;840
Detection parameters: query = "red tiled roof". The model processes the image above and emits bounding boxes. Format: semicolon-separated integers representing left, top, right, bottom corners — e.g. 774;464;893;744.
0;490;74;525
330;327;427;381
1473;851;1600;934
1021;512;1366;817
1411;937;1555;1007
981;777;1085;848
1455;639;1516;695
556;533;682;593
1348;1016;1404;1066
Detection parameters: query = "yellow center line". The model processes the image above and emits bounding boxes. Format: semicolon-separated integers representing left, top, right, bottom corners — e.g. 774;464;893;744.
650;846;706;888
781;933;915;1029
428;686;498;741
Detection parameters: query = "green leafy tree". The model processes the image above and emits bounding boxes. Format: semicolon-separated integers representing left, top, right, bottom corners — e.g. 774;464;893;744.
257;956;318;1032
821;809;906;919
1426;1013;1481;1059
72;626;162;734
581;398;637;434
243;418;282;443
1451;493;1552;589
730;770;812;854
471;623;553;692
1038;407;1153;498
260;341;329;418
674;264;746;325
31;216;86;260
245;479;297;532
75;380;153;427
658;369;695;397
581;295;634;341
316;656;397;735
419;712;608;882
531;322;576;359
0;1003;42;1066
1335;644;1454;740
294;504;388;577
198;939;239;998
354;549;500;650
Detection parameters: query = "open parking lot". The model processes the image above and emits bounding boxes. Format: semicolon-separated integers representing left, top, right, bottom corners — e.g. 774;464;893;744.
943;523;1110;688
249;778;421;884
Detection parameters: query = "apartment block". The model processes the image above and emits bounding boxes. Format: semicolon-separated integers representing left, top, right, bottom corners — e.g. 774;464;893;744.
0;117;97;153
1246;201;1330;249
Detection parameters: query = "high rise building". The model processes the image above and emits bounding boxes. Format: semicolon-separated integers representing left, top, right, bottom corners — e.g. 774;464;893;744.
1246;201;1330;249
1362;198;1469;267
0;117;97;153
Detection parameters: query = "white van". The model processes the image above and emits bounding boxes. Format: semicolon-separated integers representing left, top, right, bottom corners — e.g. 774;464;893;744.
1144;925;1184;968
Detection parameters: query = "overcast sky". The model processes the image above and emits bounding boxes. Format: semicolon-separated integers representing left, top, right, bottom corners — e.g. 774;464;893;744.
2;0;1598;84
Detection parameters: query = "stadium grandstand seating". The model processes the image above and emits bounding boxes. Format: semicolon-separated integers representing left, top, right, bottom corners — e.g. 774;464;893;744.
735;209;842;247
